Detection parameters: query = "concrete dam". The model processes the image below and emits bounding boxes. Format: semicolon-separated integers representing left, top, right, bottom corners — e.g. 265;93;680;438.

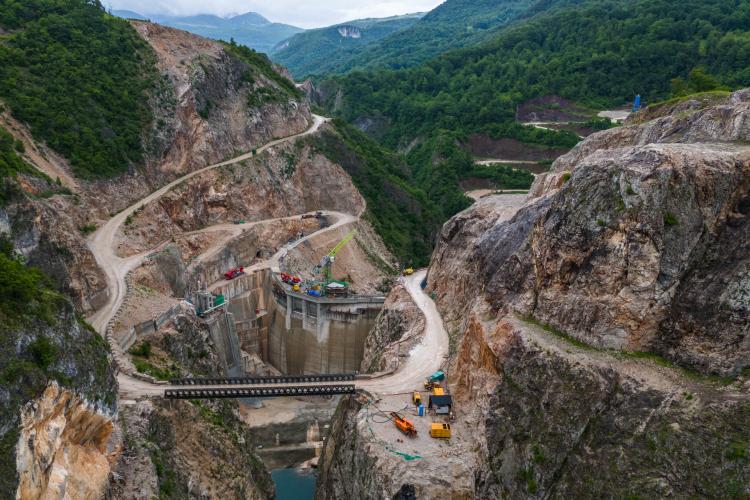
211;270;384;375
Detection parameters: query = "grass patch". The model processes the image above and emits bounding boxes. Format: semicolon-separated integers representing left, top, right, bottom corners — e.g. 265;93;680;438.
79;223;97;235
664;212;679;226
132;358;176;381
519;314;593;350
129;341;152;358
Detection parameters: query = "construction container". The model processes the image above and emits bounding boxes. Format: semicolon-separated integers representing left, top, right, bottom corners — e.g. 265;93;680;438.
418;404;425;417
430;423;451;439
432;387;445;396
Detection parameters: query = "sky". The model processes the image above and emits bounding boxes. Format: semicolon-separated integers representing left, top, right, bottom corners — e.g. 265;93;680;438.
106;1;445;29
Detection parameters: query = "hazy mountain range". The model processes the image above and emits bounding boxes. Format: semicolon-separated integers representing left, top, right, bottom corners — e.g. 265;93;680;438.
111;9;303;53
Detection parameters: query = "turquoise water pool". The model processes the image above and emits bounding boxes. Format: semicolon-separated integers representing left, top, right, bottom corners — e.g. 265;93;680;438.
271;468;316;500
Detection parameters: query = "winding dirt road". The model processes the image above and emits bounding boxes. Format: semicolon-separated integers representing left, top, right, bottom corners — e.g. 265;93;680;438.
87;113;449;400
87;114;328;333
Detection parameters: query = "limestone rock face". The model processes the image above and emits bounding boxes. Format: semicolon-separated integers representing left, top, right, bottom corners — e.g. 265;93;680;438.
317;89;750;498
360;283;424;374
89;21;312;215
16;384;116;500
0;300;117;498
418;89;750;496
433;91;750;376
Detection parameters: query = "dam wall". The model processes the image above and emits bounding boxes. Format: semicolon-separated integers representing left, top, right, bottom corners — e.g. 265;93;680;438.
225;271;384;374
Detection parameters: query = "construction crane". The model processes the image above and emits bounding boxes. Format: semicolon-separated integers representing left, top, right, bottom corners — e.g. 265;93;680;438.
313;229;357;282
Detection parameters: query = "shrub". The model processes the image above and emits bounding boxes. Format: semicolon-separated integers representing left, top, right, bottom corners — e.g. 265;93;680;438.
664;212;679;226
28;336;58;369
79;224;97;235
129;341;152;358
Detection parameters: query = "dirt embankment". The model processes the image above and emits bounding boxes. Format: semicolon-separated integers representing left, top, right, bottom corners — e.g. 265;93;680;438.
466;134;568;164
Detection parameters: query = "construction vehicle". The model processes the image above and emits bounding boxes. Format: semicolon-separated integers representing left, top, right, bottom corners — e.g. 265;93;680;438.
430;423;451;439
403;267;414;276
424;370;445;390
432;387;445;396
313;229;357;283
224;266;245;280
280;273;301;285
412;391;422;407
390;412;417;437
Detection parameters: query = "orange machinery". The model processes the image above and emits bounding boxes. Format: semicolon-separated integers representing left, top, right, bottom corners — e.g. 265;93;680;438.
390;412;417;437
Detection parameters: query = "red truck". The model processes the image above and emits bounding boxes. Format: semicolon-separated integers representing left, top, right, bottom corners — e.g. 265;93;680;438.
224;266;245;280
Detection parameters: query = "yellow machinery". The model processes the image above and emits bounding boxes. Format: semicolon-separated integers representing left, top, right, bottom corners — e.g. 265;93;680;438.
412;391;422;407
403;267;414;276
432;387;445;396
430;423;451;439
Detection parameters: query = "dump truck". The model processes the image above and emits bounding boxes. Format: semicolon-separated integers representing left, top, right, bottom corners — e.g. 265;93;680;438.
424;370;445;389
224;266;245;280
390;412;417;437
430;423;451;439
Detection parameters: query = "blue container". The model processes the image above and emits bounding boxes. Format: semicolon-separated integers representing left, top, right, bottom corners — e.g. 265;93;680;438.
418;404;425;417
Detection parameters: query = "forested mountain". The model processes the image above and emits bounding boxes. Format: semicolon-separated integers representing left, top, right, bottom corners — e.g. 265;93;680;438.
112;10;303;53
271;14;424;79
278;0;564;77
315;0;750;224
1;0;159;178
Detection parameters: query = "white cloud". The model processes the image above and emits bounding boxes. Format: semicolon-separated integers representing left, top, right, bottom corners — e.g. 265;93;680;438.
106;0;445;28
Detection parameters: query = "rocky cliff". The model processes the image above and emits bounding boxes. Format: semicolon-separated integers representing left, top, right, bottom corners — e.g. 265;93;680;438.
427;88;750;496
108;313;275;499
317;90;750;498
0;295;117;498
0;19;312;313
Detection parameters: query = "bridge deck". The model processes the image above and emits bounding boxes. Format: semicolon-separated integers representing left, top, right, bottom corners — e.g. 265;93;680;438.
164;384;356;399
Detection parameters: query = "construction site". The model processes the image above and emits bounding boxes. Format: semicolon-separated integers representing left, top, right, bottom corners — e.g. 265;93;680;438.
79;113;460;497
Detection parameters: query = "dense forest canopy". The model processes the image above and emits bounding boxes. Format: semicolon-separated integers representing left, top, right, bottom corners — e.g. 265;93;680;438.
0;0;158;178
283;0;547;78
271;14;422;79
310;120;443;266
320;0;750;149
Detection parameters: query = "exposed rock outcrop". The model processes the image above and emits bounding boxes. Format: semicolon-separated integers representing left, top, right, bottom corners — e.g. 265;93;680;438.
318;90;750;498
423;89;750;496
16;384;117;500
89;21;311;215
109;399;274;500
360;283;424;373
0;299;117;498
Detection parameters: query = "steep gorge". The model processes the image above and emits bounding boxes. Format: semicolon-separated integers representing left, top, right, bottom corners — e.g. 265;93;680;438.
317;89;750;498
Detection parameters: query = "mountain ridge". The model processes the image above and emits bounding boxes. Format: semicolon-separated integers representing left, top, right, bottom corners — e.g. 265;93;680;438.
111;9;303;52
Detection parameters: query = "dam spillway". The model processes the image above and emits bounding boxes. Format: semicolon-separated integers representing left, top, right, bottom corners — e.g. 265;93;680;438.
212;270;384;375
